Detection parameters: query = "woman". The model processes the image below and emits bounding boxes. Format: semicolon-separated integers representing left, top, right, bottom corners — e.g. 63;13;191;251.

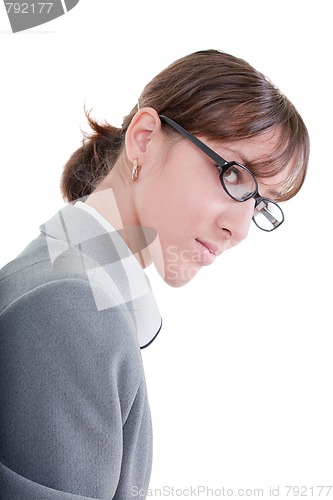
0;50;309;499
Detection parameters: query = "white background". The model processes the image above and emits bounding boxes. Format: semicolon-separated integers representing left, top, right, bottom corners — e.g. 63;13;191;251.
1;1;332;498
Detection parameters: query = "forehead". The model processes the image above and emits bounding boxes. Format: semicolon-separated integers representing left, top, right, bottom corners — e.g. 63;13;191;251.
211;128;282;165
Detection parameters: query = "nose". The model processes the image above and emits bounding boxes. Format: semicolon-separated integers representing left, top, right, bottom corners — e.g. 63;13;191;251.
217;198;255;245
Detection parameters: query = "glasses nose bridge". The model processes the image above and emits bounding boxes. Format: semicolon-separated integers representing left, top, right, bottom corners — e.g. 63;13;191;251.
253;192;262;205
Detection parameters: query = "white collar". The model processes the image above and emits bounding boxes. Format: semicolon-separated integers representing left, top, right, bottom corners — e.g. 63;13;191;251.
41;202;162;349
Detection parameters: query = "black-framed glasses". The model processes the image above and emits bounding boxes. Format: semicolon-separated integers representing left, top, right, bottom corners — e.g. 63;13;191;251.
159;115;284;232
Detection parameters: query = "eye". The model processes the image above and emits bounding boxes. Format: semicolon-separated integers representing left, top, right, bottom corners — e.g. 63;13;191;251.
223;166;244;185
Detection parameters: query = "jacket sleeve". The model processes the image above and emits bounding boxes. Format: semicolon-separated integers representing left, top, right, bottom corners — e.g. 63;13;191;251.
0;279;152;499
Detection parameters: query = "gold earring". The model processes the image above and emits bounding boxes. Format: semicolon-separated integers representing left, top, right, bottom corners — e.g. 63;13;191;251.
131;159;139;181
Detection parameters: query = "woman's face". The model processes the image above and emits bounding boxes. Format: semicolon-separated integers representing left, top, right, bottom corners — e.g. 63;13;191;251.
134;129;287;287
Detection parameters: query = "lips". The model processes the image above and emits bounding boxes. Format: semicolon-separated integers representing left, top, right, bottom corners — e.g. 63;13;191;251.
195;239;217;265
196;239;218;256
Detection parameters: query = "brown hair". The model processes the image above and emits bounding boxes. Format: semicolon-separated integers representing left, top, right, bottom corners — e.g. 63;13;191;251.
61;49;309;202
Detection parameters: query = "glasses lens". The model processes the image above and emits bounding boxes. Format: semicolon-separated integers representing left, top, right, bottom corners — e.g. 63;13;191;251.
253;199;284;231
222;164;257;201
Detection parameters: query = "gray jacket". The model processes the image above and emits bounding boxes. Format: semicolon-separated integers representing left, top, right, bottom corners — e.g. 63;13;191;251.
0;202;162;499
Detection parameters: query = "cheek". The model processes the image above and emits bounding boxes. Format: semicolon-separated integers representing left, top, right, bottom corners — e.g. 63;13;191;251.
138;171;199;239
136;181;205;286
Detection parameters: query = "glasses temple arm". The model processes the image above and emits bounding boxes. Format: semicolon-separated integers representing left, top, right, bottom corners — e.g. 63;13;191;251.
159;115;228;168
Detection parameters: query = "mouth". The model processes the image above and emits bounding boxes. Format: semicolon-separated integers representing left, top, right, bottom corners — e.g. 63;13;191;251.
195;239;217;265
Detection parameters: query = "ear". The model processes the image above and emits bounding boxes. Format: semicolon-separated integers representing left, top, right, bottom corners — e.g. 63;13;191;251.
124;107;162;163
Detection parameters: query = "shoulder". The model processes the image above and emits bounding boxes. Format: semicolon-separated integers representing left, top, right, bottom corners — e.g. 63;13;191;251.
0;277;142;390
0;277;143;421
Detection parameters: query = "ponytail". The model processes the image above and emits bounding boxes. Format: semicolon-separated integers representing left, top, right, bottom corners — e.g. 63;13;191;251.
60;109;124;202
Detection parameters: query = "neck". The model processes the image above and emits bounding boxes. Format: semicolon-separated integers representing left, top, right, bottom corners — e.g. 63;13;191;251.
85;171;153;269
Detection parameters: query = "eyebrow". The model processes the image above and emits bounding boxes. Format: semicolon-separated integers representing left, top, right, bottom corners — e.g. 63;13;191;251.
258;185;283;200
266;189;281;199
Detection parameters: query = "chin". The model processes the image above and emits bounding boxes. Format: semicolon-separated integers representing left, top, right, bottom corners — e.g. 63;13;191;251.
150;243;202;287
157;264;201;288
